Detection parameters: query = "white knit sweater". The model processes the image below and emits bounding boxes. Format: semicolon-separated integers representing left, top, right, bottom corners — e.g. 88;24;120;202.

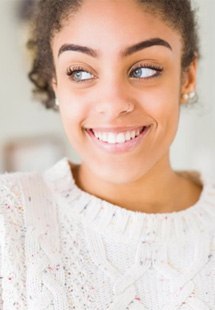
0;157;215;310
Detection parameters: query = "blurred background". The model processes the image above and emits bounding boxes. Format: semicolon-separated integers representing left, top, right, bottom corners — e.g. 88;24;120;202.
0;0;214;174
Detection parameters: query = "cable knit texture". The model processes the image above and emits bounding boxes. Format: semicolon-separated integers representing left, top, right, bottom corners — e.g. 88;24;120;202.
0;157;215;309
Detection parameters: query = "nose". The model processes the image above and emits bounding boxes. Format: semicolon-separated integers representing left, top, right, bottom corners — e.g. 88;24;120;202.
94;81;136;119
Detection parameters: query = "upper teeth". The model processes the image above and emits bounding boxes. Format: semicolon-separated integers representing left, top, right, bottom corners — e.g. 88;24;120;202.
92;128;143;144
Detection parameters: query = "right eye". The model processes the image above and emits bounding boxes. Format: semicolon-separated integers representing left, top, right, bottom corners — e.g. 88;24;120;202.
67;66;94;83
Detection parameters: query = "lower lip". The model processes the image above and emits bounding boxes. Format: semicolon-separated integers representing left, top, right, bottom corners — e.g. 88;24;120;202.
85;126;152;154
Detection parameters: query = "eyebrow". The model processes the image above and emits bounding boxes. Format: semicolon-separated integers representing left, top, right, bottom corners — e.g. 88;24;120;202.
58;37;172;58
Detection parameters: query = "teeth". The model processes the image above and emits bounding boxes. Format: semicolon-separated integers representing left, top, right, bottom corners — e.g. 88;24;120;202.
131;130;136;139
125;131;131;141
92;127;145;144
107;133;116;144
116;133;125;143
94;131;100;139
101;132;108;142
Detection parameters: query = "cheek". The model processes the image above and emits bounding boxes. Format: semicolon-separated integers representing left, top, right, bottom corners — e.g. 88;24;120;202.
140;86;181;143
57;100;85;149
142;86;180;119
58;88;88;124
57;76;97;116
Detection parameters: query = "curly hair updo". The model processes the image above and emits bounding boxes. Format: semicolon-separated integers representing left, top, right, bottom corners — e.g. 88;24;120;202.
27;0;200;111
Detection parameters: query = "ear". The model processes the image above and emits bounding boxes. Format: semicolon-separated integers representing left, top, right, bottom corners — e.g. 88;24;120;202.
180;56;198;104
51;77;58;96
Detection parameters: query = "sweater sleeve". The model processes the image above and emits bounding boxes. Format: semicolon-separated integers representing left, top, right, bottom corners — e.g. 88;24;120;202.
0;172;26;309
0;223;3;308
0;173;12;308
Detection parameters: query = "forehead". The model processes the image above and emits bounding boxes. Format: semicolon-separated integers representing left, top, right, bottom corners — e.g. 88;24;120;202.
52;0;182;59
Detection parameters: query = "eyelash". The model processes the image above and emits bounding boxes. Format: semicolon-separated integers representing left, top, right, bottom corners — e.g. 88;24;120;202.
66;64;164;83
129;64;163;79
66;66;92;82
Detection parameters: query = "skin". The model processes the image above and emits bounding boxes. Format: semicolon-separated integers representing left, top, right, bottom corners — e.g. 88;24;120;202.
52;0;202;213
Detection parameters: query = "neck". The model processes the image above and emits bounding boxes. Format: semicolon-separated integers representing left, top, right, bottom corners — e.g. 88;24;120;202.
71;155;202;214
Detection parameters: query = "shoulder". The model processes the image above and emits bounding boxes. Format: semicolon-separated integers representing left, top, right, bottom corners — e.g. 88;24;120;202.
0;171;24;208
0;158;69;218
176;169;215;187
0;170;40;216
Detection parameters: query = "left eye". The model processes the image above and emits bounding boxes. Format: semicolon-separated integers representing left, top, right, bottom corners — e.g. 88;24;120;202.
130;66;162;79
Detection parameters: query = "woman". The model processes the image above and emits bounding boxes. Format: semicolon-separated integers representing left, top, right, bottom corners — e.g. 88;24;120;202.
0;0;214;309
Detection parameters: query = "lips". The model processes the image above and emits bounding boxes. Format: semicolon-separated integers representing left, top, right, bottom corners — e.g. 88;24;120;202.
85;125;151;153
85;125;151;144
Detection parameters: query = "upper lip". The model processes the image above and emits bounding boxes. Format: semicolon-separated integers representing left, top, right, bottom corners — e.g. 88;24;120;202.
85;125;151;133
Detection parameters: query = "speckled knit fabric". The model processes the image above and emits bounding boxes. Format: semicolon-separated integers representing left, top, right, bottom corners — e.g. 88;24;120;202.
0;157;215;310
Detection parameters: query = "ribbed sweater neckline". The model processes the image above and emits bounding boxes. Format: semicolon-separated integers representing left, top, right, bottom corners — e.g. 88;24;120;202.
44;157;215;243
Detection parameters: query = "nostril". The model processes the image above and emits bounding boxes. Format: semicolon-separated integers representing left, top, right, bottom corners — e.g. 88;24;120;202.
119;102;134;114
95;100;134;116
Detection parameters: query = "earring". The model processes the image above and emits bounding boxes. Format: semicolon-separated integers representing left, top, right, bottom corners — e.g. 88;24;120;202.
55;98;60;106
182;91;197;103
182;93;189;101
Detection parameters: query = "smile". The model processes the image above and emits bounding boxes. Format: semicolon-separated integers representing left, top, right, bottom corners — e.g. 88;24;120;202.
85;125;152;154
90;126;146;144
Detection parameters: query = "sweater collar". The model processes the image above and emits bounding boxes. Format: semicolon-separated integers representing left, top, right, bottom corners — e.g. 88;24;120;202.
44;157;215;243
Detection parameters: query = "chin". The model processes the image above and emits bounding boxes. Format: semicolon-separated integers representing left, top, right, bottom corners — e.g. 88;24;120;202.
91;162;151;185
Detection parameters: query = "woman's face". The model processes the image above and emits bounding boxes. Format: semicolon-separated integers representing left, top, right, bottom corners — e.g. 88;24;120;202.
51;0;197;184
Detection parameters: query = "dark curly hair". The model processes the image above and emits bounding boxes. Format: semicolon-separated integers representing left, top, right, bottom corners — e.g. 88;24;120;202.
27;0;200;111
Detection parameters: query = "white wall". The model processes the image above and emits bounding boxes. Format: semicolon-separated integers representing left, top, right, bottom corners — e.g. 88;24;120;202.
171;0;215;175
0;0;80;172
0;0;214;174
